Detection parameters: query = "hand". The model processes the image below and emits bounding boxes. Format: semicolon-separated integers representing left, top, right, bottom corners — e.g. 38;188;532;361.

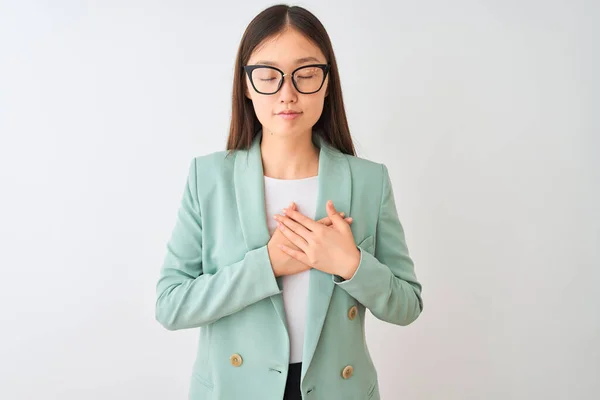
272;202;352;250
274;200;361;280
267;202;353;278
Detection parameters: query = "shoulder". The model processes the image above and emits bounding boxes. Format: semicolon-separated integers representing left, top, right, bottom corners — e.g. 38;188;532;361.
342;153;387;181
191;149;236;173
184;149;239;195
340;153;394;205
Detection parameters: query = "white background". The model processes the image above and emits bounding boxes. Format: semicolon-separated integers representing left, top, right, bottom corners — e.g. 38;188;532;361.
1;1;598;399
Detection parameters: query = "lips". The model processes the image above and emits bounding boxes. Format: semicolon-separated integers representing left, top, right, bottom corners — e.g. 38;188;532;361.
277;111;301;120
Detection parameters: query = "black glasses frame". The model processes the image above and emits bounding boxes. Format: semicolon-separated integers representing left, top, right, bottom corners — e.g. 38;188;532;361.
243;63;331;95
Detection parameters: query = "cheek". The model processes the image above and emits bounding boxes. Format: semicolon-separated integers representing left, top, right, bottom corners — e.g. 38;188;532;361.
302;97;326;122
250;97;273;120
249;98;279;129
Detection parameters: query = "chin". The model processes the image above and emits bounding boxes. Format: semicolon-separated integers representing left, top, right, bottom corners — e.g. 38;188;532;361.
265;124;306;137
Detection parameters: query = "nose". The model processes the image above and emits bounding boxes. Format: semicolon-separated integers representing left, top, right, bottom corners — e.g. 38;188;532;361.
278;74;298;103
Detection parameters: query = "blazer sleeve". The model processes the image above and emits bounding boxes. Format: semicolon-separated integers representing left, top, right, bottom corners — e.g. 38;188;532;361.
155;157;282;331
332;163;423;326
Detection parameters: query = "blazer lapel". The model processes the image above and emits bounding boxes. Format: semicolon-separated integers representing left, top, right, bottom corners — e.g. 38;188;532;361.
233;130;288;330
233;129;352;380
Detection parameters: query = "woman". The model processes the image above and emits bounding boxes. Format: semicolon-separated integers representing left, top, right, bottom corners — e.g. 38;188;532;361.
155;4;423;400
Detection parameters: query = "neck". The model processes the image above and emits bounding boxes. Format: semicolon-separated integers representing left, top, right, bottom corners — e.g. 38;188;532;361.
260;127;320;180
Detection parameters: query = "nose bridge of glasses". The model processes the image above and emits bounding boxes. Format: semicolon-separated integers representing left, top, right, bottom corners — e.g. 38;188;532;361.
279;72;297;92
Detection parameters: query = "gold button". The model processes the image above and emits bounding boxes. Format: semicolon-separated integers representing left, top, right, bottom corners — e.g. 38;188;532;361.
348;305;358;320
342;365;354;379
230;353;243;367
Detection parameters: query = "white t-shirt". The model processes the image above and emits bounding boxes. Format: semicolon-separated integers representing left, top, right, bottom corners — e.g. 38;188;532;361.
263;174;319;363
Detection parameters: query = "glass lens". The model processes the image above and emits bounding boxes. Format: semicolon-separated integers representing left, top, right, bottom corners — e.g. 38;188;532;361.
250;66;325;94
251;67;282;94
293;66;324;93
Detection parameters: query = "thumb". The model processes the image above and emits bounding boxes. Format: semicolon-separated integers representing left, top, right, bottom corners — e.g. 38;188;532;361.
326;200;344;226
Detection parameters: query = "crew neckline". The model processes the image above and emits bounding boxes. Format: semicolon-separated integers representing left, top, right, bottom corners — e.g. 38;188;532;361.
264;175;318;182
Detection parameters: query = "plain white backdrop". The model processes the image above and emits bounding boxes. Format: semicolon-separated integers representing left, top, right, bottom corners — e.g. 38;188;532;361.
1;1;598;399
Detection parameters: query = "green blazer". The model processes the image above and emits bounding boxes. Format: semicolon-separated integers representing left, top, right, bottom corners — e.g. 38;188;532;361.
155;130;423;400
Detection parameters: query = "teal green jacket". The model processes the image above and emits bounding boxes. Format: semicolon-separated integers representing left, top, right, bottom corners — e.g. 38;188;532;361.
155;130;423;399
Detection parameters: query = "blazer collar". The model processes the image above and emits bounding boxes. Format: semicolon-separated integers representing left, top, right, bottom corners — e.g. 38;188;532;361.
233;128;352;381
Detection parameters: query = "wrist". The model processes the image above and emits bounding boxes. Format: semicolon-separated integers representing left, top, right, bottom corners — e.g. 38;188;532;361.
339;247;361;280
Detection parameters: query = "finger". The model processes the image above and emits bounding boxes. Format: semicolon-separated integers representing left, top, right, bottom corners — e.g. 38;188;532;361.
277;215;313;243
272;228;302;249
290;201;342;219
279;244;312;266
319;216;351;227
283;207;322;233
276;219;310;251
289;202;335;226
326;200;346;226
317;211;344;225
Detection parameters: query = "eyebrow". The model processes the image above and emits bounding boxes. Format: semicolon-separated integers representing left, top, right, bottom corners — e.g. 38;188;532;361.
252;57;323;66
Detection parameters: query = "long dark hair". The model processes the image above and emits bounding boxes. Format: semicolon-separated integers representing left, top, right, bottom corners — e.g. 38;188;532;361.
226;4;356;157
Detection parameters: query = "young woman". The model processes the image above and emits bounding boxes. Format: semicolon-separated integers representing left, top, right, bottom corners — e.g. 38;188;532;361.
155;4;423;400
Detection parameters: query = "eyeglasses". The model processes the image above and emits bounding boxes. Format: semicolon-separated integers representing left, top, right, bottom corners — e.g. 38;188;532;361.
243;63;330;95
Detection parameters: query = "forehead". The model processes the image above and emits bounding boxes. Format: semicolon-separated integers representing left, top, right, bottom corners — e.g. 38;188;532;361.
248;29;326;66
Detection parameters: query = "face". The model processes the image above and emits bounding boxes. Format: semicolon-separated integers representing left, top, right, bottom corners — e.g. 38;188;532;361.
244;28;329;138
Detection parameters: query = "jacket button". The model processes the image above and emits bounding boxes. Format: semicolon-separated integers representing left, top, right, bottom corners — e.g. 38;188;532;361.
348;305;358;320
342;365;354;379
230;353;243;367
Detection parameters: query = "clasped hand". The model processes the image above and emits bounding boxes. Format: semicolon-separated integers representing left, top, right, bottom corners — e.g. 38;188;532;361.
272;200;360;280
